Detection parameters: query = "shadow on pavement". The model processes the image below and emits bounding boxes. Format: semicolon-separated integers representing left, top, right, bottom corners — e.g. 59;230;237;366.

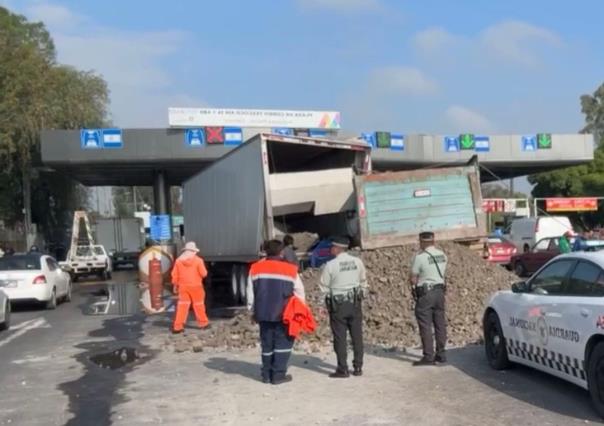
204;354;336;382
57;314;156;426
204;357;260;381
447;345;602;423
365;344;422;364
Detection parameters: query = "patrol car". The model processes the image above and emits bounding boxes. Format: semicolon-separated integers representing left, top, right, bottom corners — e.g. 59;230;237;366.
483;251;604;418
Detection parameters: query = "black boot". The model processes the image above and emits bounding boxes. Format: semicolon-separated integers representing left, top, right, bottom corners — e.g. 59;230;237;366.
435;354;447;364
272;374;293;385
412;358;436;367
329;369;350;378
352;368;363;377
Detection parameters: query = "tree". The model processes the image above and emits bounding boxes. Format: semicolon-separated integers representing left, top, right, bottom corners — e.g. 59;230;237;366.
529;82;604;228
581;83;604;145
0;6;109;246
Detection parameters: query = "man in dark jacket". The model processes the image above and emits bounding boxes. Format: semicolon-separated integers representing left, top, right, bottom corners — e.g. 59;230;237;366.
247;240;305;385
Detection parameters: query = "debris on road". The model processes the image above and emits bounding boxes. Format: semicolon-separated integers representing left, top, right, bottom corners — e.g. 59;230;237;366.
163;243;516;353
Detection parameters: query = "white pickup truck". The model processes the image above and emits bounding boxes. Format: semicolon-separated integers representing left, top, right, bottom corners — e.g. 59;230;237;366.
60;245;113;282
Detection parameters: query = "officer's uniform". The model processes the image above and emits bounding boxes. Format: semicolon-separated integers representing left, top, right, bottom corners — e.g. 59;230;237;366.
411;237;448;362
320;242;368;375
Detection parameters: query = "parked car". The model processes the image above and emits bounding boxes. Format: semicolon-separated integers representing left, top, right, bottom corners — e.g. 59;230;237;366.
506;216;573;254
511;237;561;277
484;236;517;267
0;289;9;331
483;251;604;419
0;253;72;309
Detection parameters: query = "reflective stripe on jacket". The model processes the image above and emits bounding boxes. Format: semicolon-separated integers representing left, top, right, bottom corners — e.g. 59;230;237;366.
249;258;298;322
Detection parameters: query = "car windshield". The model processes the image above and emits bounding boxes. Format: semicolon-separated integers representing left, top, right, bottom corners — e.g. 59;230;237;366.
76;246;94;256
0;255;41;271
93;246;104;255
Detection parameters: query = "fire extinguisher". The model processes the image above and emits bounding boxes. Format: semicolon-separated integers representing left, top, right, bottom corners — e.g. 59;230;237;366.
149;255;163;310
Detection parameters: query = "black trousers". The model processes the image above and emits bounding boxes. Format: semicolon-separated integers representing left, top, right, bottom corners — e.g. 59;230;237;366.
329;300;363;372
415;288;447;360
259;321;294;381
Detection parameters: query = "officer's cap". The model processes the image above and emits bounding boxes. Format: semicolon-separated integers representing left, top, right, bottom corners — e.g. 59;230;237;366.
331;236;349;248
419;231;435;242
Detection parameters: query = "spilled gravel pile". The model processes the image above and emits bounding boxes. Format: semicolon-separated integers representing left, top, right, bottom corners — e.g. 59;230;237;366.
164;242;517;353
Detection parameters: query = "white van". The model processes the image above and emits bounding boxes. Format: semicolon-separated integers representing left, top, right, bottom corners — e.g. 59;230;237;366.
506;216;573;253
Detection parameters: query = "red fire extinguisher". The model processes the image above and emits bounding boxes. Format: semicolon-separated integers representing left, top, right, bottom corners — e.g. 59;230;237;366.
149;255;163;310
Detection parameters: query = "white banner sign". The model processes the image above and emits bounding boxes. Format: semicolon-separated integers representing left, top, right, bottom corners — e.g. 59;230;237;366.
168;107;341;129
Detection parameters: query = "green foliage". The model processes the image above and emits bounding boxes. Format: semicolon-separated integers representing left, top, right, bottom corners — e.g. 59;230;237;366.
0;6;109;243
481;183;528;200
581;83;604;144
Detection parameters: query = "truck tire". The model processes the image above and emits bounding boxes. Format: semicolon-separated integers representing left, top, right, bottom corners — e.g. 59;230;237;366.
238;265;248;305
484;311;511;370
588;342;604;419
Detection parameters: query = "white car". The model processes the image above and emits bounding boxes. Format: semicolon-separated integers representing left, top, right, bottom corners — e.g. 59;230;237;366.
484;251;604;418
0;253;72;309
62;245;113;282
0;289;9;330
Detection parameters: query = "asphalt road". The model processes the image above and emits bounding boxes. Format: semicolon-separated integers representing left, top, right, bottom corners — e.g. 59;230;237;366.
0;270;602;425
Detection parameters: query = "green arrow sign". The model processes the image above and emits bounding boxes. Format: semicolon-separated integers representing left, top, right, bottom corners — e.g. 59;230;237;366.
459;134;475;150
537;133;552;149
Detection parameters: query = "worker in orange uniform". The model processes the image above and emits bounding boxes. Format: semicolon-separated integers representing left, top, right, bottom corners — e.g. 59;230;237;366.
171;241;209;334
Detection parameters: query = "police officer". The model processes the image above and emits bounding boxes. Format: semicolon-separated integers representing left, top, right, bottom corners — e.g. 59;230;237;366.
320;236;368;378
410;232;448;366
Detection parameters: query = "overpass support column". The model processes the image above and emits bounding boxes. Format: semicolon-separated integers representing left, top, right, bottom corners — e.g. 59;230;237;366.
152;171;171;215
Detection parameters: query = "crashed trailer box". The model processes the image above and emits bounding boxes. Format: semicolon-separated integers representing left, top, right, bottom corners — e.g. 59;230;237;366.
183;133;371;262
355;164;485;249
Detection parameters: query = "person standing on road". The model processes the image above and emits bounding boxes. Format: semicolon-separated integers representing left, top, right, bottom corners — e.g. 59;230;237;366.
320;236;368;378
410;232;448;367
171;241;210;334
282;234;299;266
247;239;305;385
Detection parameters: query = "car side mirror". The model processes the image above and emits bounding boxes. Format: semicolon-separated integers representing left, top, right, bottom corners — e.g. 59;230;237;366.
511;281;528;293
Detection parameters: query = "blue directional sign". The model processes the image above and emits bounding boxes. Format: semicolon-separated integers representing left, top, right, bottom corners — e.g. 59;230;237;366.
272;128;294;136
309;129;328;138
150;215;171;241
444;136;460;152
224;127;243;146
361;132;376;148
102;128;123;149
185;128;205;147
474;135;490;152
522;135;537;151
390;133;405;151
80;129;102;149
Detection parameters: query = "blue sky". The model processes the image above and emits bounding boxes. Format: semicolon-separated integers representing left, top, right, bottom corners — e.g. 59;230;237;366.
3;0;603;136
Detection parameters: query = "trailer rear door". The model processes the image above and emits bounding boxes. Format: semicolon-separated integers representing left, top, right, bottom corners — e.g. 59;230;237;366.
355;164;485;249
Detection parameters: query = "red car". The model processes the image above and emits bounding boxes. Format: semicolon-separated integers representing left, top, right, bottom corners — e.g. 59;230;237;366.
510;236;560;277
483;236;517;267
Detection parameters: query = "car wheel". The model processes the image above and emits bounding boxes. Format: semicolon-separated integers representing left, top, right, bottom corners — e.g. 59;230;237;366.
514;262;526;277
0;301;10;331
484;311;511;370
65;280;72;303
588;342;604;419
46;288;57;310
